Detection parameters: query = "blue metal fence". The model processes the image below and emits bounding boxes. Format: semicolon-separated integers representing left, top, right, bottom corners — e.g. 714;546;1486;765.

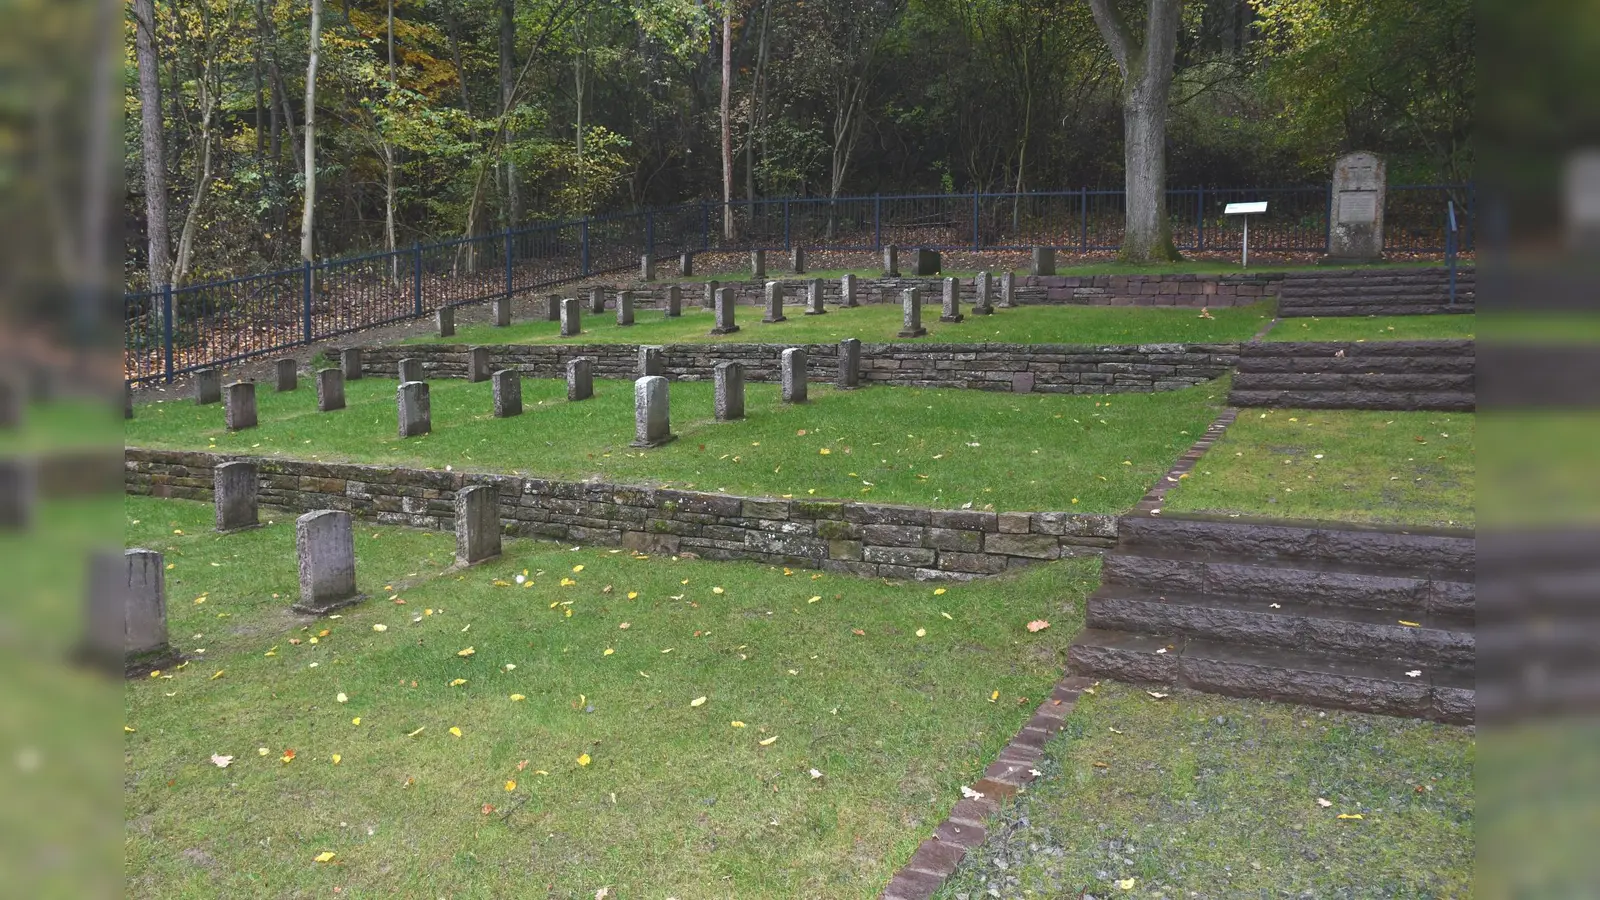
125;184;1473;385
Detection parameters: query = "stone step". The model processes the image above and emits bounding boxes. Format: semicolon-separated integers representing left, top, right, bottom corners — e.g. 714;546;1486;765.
1086;589;1474;668
1235;355;1475;375
1227;388;1476;411
1101;552;1472;620
1232;372;1474;392
1116;514;1475;574
1240;340;1475;357
1281;268;1474;285
1067;627;1472;724
1280;287;1474;302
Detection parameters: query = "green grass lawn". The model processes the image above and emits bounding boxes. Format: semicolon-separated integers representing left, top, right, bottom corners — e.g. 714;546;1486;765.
1268;314;1476;342
1161;408;1474;528
933;681;1474;899
424;302;1273;348
122;495;1098;899
0;396;125;455
126;376;1229;514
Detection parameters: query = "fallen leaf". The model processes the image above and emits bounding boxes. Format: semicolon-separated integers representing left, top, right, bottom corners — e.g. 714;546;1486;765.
210;669;225;680
337;692;349;703
313;851;336;863
712;586;725;595
481;803;496;815
505;779;517;791
809;768;824;780
807;596;821;603
1146;691;1168;699
731;721;746;728
572;565;585;573
989;690;999;702
915;628;926;638
1406;670;1422;678
626;592;638;600
1398;620;1421;628
280;749;296;764
933;588;947;596
690;696;707;708
407;726;426;737
577;753;591;766
210;754;233;768
331;754;342;765
449;726;462;737
1116;878;1135;890
371;624;387;632
941;612;953;620
510;693;526;701
851;629;864;636
351;717;361;725
1317;798;1333;808
450;678;467;687
960;785;984;800
457;647;476;657
1337;813;1364;820
758;735;777;746
1026;620;1050;633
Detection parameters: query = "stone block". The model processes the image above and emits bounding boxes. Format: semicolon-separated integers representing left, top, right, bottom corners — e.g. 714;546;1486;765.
703;280;719;309
985;532;1061;559
912;247;941;276
214;460;259;532
275;358;298;391
837;338;861;389
940;277;964;323
638;346;665;378
805;278;826;315
616;290;635;326
492;369;522;418
194;368;222;405
561;297;582;336
567;357;594;400
781;348;807;403
467;346;491;382
1031;246;1056;276
972;271;994;315
455;484;502;565
1012;372;1035;393
437;306;455;337
840;273;858;307
224;381;257;431
632;376;674;448
711;287;740;334
791;246;806;274
492;295;511;327
898;287;926;338
398;381;431;438
680;252;694;277
750;249;766;280
316;369;345;412
998;271;1016;308
883;245;900;277
763;281;787;323
341;348;363;381
0;459;34;529
118;548;176;668
398;357;424;383
664;285;682;318
293;510;359;614
589;286;606;314
714;361;745;421
640;254;656;281
545;294;561;321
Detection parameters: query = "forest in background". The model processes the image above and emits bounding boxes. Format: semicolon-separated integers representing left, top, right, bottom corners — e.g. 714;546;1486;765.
125;0;1474;287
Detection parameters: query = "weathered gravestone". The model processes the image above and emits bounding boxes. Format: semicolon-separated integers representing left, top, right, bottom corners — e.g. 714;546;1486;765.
664;285;682;318
293;510;360;614
276;358;299;391
714;361;745;421
224;381;257;431
805;279;827;315
781;348;808;403
589;286;606;314
640;254;656;281
998;271;1017;308
791;246;806;274
545;294;561;321
616;290;635;326
631;376;675;447
763;282;787;323
639;346;665;378
0;458;34;529
680;252;694;277
567;357;594;400
702;280;719;310
561;297;582;337
437;306;455;337
1325;150;1386;263
341;348;363;381
397;358;424;383
398;381;431;438
750;249;766;281
492;295;512;327
711;288;740;335
837;338;861;390
455;485;502;565
214;460;259;532
492;369;522;418
316;369;345;411
940;277;964;323
840;273;858;308
898;287;927;338
912;248;941;276
973;271;994;315
882;245;900;277
467;347;491;383
107;548;180;673
194;368;222;405
1031;246;1056;276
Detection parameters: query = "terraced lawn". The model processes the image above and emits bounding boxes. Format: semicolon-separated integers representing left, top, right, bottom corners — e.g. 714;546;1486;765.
1268;314;1475;342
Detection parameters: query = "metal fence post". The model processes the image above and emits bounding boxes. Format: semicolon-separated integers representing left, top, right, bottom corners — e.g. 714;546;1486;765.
971;188;981;251
783;200;791;250
504;228;515;297
302;260;314;344
1196;186;1205;252
161;282;174;384
873;195;882;251
580;218;591;276
413;242;424;316
1080;187;1089;252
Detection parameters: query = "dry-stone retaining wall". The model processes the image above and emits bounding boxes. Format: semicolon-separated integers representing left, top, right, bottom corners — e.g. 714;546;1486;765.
338;342;1240;395
125;449;1117;580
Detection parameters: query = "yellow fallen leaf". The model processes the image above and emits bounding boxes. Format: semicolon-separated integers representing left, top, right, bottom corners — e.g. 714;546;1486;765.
933;588;946;595
1398;620;1421;628
819;448;831;455
941;612;953;620
1116;878;1135;890
336;692;349;703
331;754;342;765
257;747;269;756
351;717;361;725
371;624;387;632
1316;798;1333;808
627;592;638;600
505;780;517;791
450;678;467;686
758;735;778;746
510;693;526;701
572;565;584;573
808;596;821;603
449;726;463;737
123;725;136;733
989;690;999;702
915;628;926;638
1337;813;1364;820
457;647;475;657
210;669;225;680
712;586;725;595
313;851;336;863
407;726;426;737
577;753;591;766
603;648;614;656
731;721;746;728
690;696;707;707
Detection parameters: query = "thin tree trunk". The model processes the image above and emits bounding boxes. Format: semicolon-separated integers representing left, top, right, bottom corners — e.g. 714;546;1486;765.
301;0;322;263
745;0;769;204
132;0;170;287
720;6;733;240
172;74;215;286
385;0;398;277
500;0;519;227
574;15;585;159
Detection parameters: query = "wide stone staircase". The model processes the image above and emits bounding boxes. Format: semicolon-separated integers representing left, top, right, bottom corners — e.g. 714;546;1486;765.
1278;265;1474;317
1068;513;1475;724
1229;340;1475;411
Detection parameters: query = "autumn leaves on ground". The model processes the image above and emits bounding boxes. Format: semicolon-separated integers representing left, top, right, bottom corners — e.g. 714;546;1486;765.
122;496;1094;898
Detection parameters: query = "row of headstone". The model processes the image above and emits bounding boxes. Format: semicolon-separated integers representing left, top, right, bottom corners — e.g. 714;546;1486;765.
631;345;822;447
638;244;1052;282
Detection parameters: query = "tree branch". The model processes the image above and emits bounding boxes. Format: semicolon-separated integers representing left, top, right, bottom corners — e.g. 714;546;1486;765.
1086;0;1134;79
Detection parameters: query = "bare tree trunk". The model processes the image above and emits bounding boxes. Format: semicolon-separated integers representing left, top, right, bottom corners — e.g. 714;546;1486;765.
720;5;733;241
1088;0;1182;263
499;0;519;227
132;0;170;287
172;67;216;285
300;0;322;263
574;18;584;159
385;0;399;278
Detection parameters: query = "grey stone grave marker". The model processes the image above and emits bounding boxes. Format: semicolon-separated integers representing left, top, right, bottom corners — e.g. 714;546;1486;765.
1031;246;1056;276
711;288;740;334
455;485;502;565
276;358;299;391
912;248;941;276
398;358;424;383
561;297;582;337
341;347;363;380
714;361;745;421
750;249;766;280
492;295;512;327
781;348;808;403
631;376;675;447
567;357;594;400
224;381;257;431
293;510;360;614
805;278;827;315
763;281;787;323
973;271;994;315
898;287;926;338
664;285;682;318
840;273;858;307
1325;150;1386;263
492;369;522;417
467;347;491;383
940;277;964;323
398;381;431;437
214;460;259;532
437;306;455;337
616;290;635;326
194;368;222;405
316;369;345;411
837;338;861;389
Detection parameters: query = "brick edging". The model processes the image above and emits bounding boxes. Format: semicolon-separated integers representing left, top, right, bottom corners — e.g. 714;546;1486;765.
879;675;1097;900
1132;407;1240;515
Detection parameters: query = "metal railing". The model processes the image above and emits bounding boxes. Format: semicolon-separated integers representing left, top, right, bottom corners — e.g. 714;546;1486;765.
125;184;1474;385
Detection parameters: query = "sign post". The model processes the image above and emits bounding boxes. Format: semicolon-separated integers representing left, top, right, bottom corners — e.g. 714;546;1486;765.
1224;201;1267;268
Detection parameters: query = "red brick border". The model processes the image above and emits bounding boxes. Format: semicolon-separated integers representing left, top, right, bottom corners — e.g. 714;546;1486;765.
1132;407;1240;515
878;674;1097;900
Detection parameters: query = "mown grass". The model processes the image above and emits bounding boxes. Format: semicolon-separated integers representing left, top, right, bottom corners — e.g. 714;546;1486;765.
654;258;1441;284
421;301;1272;348
1161;408;1474;528
1267;314;1476;342
125;376;1230;513
933;682;1474;899
0;396;124;455
122;495;1098;899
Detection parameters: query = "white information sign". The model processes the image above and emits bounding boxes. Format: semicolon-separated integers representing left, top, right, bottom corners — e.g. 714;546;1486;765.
1223;201;1268;267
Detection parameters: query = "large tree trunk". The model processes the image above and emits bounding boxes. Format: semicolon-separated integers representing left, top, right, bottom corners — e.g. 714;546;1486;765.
720;6;733;241
300;0;321;263
132;0;170;287
1088;0;1182;263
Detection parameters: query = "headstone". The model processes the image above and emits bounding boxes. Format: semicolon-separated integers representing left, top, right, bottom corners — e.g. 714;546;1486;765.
781;348;808;403
1325;150;1386;263
837;338;861;390
840;273;858;308
913;248;941;276
454;485;502;565
589;286;606;314
545;294;561;321
883;245;900;277
791;246;806;274
0;458;35;530
492;295;512;327
316;369;345;412
805;278;827;315
492;369;522;418
940;277;964;323
567;357;594;401
616;290;635;326
711;287;740;334
664;285;682;318
750;249;766;280
124;383;134;420
714;361;745;421
467;347;491;383
640;254;656;281
275;358;298;391
898;288;927;338
631;376;674;447
680;252;694;277
973;271;994;315
998;271;1017;308
340;347;363;380
561;297;582;337
763;281;787;323
398;381;431;438
437;306;455;337
639;346;665;377
1031;246;1056;276
194;368;222;405
398;357;424;383
293;510;359;614
119;549;177;670
214;460;259;532
224;381;257;431
703;280;719;309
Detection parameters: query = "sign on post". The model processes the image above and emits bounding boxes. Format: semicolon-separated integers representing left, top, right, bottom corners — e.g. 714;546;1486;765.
1224;201;1267;268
